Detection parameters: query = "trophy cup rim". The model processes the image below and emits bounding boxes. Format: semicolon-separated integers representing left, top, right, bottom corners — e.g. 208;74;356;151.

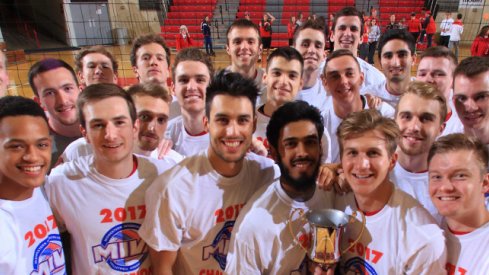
306;208;350;228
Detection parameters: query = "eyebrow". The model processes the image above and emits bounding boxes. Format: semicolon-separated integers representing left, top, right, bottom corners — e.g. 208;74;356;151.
6;137;50;143
282;134;319;142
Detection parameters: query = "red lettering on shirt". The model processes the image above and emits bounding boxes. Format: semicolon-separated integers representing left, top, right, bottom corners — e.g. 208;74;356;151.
214;204;244;224
348;239;384;264
199;269;223;275
100;205;146;223
24;215;58;248
446;263;467;275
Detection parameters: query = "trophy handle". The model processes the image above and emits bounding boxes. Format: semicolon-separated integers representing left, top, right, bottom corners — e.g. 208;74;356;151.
341;210;366;254
288;208;309;254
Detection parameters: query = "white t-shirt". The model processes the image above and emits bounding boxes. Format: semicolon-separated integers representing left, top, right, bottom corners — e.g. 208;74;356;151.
363;80;402;108
323;95;395;163
440;99;464;137
391;162;441;224
44;154;172;275
357;57;387;94
296;79;331;113
225;66;267;107
138;150;280;274
225;180;335;274
334;188;446;274
170;95;182;119
449;24;463;42
444;220;489;274
440;18;454;36
255;106;332;163
165;116;209;157
0;188;66;275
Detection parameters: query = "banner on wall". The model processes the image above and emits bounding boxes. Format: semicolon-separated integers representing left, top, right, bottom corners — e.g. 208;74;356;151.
459;0;484;7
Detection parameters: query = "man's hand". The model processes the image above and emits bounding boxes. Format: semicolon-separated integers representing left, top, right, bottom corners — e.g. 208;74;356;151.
316;163;351;194
250;137;268;157
365;93;382;110
157;139;173;159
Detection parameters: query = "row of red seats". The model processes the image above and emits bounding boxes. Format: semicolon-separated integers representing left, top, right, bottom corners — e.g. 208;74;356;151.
172;0;216;4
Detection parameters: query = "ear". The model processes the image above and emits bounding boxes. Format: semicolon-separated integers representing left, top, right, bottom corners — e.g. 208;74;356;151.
225;44;231;56
133;118;140;138
262;72;268;86
359;71;365;87
388;152;398;171
132;66;140;79
482;172;489;194
112;73;118;85
269;145;279;162
411;54;417;65
170;80;176;96
203;115;209;132
80;124;89;143
77;71;85;85
438;121;446;137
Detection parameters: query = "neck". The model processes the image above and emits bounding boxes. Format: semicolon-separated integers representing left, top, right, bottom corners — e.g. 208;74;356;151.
302;69;320;88
182;110;206;135
0;183;34;201
262;101;280;117
355;180;393;213
230;64;257;79
49;119;81;138
333;95;363;119
280;180;316;202
207;147;244;177
385;79;410;96
447;209;489;233
396;150;429;173
133;146;151;157
94;154;135;179
464;127;489;144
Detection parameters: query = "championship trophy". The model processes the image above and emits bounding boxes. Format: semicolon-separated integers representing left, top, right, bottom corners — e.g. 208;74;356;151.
289;208;366;270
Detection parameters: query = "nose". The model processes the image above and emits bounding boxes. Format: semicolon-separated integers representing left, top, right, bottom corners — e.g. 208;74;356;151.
423;74;435;83
104;122;117;141
391;54;401;66
22;145;40;162
358;155;371;169
94;64;103;74
407;116;422;132
437;177;455;193
148;118;156;132
187;78;198;90
55;90;68;105
149;55;158;66
225;120;239;137
463;98;478;112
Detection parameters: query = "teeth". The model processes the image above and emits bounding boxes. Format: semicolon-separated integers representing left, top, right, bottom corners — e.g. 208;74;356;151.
224;141;240;148
354;174;371;179
439;196;458;201
104;144;120;148
22;166;42;172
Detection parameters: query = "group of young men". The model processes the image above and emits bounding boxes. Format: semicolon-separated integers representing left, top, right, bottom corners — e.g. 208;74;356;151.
0;5;488;275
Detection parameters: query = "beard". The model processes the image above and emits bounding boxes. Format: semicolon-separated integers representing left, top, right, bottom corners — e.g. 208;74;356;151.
276;154;320;192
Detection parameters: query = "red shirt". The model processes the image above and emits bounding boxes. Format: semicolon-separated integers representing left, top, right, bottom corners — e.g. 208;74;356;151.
175;34;194;51
471;36;489;56
407;18;421;33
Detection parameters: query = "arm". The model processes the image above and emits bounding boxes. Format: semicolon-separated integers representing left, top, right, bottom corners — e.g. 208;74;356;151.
149;248;177;275
404;234;447;275
176;35;182;51
268;13;276;23
471;38;479;56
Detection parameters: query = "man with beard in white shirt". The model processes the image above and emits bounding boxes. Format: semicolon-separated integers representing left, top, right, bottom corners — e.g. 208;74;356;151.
321;49;394;163
329;7;385;92
226;101;334;274
391;81;447;223
416;46;464;137
428;134;489;273
366;29;416;107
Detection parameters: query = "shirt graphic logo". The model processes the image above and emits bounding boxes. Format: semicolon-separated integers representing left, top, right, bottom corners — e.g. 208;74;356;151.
92;223;148;272
31;234;65;274
344;257;377;275
202;220;234;270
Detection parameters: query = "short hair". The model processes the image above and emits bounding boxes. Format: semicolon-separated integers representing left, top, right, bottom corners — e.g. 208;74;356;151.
377;29;416;59
130;33;171;67
266;46;304;74
205;70;259;117
428;133;489;173
171;47;214;80
127;82;172;104
457;13;463;20
324;49;361;73
333;7;364;36
419;46;458;67
396;81;447;125
337;109;400;157
454;56;489;79
293;19;326;46
477;25;489;38
0;96;48;124
266;100;324;151
76;83;136;128
226;19;261;45
28;58;78;96
74;45;119;74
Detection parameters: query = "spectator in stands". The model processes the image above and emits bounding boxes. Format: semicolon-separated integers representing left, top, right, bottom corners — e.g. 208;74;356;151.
74;45;118;89
398;17;406;29
470;25;489;57
328;13;335;49
367;18;381;65
260;12;275;60
28;58;82;168
201;15;215;56
287;15;297;46
448;13;463;59
296;12;304;27
0;51;10;96
175;25;194;52
359;13;370;61
439;12;454;47
407;12;422;43
244;11;251;21
420;11;436;47
385;14;399;31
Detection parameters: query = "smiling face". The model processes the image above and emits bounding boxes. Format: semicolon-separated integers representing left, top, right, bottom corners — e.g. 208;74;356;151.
205;94;256;171
79;53;117;86
133;94;169;152
396;93;444;156
380;39;415;84
293;28;326;73
133;42;169;85
172;60;210;115
416;57;454;100
226;27;261;71
429;149;489;222
332;15;362;53
322;55;364;104
453;72;489;135
341;129;397;198
0;116;51;201
264;56;303;106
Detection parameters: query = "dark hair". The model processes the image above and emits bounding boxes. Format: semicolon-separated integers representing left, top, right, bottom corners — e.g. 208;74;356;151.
28;58;78;96
74;45;119;73
226;19;261;45
130;33;171;67
377;29;416;59
266;100;324;151
171;47;214;80
205;70;259;117
454;56;489;79
127;82;172;103
428;133;489;173
333;6;364;36
457;13;463;20
293;19;326;46
266;46;304;74
0;96;48;124
325;49;361;73
77;83;136;128
477;25;489;38
419;46;458;66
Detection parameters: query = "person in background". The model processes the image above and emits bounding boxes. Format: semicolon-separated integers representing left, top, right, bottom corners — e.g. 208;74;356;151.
385;14;399;31
367;17;381;65
287;15;297;46
359;14;370;61
470;25;489;57
448;13;463;60
201;15;215;56
439;12;454;47
260;12;276;60
175;25;194;52
398;17;407;29
421;11;436;48
408;12;422;43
